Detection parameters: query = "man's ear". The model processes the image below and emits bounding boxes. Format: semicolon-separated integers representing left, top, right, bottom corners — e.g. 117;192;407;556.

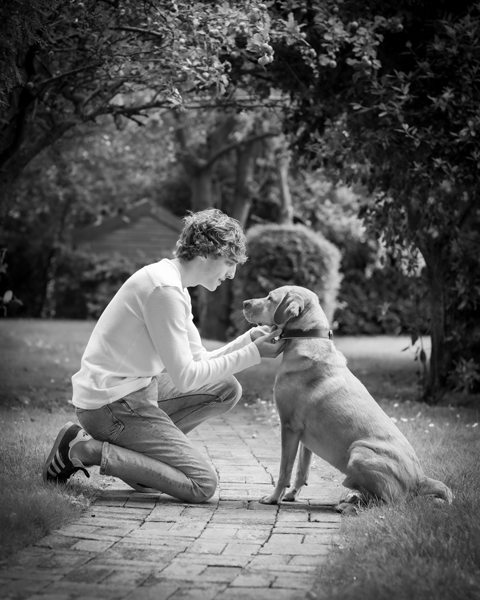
273;292;305;325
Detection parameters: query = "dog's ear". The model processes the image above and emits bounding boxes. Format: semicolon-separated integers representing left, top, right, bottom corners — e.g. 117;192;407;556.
273;292;305;325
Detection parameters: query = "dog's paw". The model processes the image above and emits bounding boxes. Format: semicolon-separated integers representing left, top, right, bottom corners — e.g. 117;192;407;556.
260;494;279;505
283;488;298;502
334;502;359;516
339;491;364;505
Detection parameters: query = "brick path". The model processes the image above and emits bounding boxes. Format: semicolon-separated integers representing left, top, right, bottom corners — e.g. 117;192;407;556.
0;402;344;600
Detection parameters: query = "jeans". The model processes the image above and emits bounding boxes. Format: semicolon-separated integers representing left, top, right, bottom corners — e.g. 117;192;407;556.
75;374;242;503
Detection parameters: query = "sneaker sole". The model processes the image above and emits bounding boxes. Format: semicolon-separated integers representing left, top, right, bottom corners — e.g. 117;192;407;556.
42;421;75;483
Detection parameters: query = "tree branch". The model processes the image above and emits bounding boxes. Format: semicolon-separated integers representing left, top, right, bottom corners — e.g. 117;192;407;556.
84;81;125;119
1;119;76;185
105;98;285;119
204;131;279;170
37;62;103;89
109;26;166;43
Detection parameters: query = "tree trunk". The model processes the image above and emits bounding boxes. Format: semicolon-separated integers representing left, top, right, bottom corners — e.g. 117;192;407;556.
177;115;247;339
422;243;452;402
191;163;215;211
231;140;258;226
197;280;233;341
275;149;294;225
39;151;76;317
199;143;256;341
175;114;241;214
175;114;274;340
199;137;261;339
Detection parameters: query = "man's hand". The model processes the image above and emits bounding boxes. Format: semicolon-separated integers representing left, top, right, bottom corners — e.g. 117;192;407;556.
249;325;272;342
254;328;286;358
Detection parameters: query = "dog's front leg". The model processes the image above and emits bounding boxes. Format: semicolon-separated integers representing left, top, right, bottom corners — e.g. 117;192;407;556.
260;425;301;505
283;443;312;502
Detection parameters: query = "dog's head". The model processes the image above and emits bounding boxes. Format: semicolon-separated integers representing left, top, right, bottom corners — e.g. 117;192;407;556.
243;285;327;328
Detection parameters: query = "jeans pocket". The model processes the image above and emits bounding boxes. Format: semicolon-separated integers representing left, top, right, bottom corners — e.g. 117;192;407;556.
76;404;125;443
101;405;125;442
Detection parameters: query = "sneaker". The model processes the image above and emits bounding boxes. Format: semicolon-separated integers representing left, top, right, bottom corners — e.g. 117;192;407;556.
43;421;91;483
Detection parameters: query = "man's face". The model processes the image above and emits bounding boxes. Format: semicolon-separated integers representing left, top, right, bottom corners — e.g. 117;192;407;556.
201;256;237;291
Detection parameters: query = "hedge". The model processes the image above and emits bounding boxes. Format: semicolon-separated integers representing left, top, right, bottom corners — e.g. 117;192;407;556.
231;223;342;336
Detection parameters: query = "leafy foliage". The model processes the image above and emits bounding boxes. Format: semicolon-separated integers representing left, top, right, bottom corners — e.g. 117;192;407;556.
286;171;429;336
0;0;60;107
248;1;480;399
336;264;429;337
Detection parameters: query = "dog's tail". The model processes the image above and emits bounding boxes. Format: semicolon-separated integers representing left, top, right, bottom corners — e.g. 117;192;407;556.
417;476;453;504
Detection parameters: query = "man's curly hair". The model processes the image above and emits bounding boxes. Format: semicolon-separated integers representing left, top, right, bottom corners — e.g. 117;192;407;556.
174;208;247;264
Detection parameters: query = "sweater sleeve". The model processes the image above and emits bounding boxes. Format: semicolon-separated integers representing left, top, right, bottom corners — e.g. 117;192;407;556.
203;328;263;359
143;286;261;392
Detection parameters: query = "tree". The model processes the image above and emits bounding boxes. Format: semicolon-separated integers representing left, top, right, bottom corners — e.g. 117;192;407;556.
240;0;480;401
354;8;480;399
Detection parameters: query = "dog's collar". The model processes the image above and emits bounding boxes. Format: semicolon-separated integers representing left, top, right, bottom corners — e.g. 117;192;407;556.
280;328;333;340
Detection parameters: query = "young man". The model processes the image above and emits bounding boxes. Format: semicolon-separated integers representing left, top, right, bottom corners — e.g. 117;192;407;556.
43;208;285;502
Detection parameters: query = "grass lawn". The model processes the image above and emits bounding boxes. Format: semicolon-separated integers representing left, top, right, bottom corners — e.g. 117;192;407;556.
0;319;479;599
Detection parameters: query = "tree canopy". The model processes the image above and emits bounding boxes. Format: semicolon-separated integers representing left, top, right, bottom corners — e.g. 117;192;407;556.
0;0;293;189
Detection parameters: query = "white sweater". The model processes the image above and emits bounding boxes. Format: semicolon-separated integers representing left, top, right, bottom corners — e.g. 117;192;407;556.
72;259;261;409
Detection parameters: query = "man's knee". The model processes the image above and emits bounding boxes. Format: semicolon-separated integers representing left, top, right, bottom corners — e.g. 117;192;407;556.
188;466;218;503
220;376;242;410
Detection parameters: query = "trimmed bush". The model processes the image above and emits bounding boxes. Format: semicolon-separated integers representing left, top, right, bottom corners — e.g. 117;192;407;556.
231;223;342;335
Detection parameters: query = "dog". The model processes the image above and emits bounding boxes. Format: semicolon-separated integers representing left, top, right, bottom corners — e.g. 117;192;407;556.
243;285;453;512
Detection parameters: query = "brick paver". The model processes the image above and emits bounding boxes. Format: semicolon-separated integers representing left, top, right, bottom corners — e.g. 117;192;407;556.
0;402;344;600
